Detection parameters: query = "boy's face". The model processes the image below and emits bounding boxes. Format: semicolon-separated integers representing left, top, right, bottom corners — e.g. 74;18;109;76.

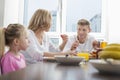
77;25;91;40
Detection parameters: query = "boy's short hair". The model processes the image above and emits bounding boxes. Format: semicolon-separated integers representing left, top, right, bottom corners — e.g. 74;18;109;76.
77;19;90;26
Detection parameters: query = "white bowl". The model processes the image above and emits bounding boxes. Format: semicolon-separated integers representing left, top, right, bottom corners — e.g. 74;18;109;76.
90;59;120;74
55;55;84;65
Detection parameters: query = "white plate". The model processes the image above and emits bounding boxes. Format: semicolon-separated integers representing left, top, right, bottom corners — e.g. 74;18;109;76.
90;59;120;74
55;55;84;65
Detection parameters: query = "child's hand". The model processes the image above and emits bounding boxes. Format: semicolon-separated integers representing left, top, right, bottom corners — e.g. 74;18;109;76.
70;40;79;51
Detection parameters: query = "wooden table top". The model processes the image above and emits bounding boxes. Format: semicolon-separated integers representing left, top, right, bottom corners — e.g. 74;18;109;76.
0;61;120;80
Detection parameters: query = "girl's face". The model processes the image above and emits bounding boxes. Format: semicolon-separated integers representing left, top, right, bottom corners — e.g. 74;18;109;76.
77;25;90;40
18;31;30;51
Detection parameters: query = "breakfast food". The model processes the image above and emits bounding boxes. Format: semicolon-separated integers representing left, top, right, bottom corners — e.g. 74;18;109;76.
103;46;120;51
99;43;120;59
106;43;120;47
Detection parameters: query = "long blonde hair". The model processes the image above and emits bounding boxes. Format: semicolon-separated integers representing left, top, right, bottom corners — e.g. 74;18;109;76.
28;9;52;32
0;28;5;58
0;24;25;58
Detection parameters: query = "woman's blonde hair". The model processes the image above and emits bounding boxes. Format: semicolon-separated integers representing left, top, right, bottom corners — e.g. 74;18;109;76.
28;9;52;32
0;24;25;57
0;28;5;58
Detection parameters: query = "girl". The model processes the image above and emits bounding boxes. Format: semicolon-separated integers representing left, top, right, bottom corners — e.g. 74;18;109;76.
0;24;29;74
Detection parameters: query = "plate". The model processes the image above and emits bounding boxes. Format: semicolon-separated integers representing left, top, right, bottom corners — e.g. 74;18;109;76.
43;57;56;62
90;59;120;74
55;55;84;65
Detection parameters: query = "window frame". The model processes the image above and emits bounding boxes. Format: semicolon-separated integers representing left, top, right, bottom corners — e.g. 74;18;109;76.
18;0;107;45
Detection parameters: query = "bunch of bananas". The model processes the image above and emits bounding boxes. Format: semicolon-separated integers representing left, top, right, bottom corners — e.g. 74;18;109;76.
99;43;120;59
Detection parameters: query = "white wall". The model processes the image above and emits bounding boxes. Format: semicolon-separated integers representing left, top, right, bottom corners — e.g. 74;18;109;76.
107;0;120;43
0;0;5;27
3;0;19;27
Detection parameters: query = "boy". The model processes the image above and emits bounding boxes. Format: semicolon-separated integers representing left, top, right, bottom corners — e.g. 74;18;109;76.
63;19;99;53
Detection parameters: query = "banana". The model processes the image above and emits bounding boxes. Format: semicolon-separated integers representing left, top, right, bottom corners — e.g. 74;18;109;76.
107;43;120;47
99;51;120;59
98;43;120;59
103;46;120;51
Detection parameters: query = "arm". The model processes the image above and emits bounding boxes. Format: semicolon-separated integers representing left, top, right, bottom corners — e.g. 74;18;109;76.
49;42;60;52
21;30;43;63
59;34;68;51
70;40;79;51
45;35;77;57
63;35;77;52
48;34;68;52
23;39;43;62
44;50;76;57
45;35;75;57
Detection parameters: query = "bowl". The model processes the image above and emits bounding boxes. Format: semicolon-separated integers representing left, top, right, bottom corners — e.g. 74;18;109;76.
55;55;84;65
90;59;120;74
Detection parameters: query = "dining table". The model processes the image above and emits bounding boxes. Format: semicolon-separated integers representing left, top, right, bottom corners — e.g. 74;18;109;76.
0;60;120;80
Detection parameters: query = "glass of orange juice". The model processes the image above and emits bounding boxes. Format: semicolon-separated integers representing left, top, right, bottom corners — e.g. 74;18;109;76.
77;52;89;61
100;41;108;48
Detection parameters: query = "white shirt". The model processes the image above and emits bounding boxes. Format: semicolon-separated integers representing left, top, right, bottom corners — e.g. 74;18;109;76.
21;30;60;64
63;34;96;53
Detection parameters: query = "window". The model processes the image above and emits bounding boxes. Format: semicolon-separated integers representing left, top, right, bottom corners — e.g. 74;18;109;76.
23;0;59;32
22;0;103;46
64;0;101;33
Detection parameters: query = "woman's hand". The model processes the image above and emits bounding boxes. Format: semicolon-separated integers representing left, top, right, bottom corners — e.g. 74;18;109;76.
61;34;68;43
59;34;68;51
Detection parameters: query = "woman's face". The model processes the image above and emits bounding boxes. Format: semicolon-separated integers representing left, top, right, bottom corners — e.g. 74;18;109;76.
45;25;50;32
44;21;52;32
77;25;90;40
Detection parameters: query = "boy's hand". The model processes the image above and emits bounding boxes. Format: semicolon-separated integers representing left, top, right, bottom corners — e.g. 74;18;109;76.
93;40;100;49
70;40;79;51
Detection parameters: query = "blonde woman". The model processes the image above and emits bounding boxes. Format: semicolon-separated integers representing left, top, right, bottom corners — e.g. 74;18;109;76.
21;9;75;64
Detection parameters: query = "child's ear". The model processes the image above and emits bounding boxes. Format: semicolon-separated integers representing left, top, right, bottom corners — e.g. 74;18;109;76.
13;38;19;46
